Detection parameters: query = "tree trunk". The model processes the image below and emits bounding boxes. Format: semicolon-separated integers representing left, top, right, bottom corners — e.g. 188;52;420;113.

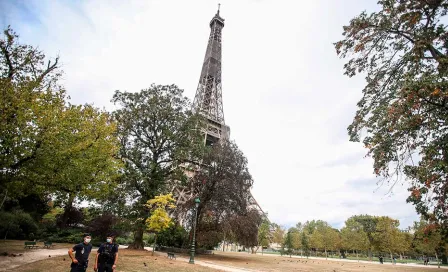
356;250;359;262
128;224;145;250
4;230;8;240
436;252;440;268
400;253;403;260
152;234;157;256
389;250;393;261
0;189;7;210
325;248;327;260
59;193;76;228
368;248;372;261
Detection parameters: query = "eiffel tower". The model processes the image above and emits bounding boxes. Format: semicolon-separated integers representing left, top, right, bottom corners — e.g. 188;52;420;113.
192;5;230;146
174;6;267;221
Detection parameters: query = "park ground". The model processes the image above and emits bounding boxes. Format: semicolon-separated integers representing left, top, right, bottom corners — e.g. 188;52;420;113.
0;240;446;272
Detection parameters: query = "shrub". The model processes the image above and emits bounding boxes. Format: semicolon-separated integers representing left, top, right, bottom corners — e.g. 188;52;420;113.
0;211;38;240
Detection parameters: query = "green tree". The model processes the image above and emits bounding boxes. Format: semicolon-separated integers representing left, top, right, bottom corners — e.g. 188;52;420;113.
283;228;295;257
257;219;271;254
29;104;122;225
0;27;121;215
341;217;369;261
301;230;310;258
372;216;401;259
335;0;448;227
112;84;203;249
395;231;413;259
0;26;64;199
349;215;379;260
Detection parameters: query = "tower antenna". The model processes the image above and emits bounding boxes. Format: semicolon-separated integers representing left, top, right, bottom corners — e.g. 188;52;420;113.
218;3;221;15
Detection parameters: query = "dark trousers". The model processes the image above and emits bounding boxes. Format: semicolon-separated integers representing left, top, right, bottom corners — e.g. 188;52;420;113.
70;263;87;272
98;263;114;272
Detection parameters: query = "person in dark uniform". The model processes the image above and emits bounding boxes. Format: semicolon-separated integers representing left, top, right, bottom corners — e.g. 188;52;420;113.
68;233;93;272
94;234;119;272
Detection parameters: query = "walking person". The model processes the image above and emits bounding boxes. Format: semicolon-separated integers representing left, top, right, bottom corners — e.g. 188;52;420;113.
94;234;119;272
68;233;93;272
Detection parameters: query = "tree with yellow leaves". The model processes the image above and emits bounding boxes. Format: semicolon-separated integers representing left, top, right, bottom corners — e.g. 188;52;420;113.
145;193;176;255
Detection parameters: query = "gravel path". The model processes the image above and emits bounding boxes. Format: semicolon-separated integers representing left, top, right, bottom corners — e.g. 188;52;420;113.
0;248;68;272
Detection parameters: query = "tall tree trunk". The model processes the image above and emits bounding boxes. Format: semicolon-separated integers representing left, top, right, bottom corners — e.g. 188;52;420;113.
368;248;372;261
400;252;403;260
389;250;393;261
129;224;145;250
356;250;359;262
325;248;328;259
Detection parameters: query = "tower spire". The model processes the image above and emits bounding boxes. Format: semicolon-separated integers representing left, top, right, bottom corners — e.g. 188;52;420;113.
192;8;230;146
217;3;221;15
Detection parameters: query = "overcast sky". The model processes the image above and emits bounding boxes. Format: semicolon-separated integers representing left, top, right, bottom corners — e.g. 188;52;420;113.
1;0;420;229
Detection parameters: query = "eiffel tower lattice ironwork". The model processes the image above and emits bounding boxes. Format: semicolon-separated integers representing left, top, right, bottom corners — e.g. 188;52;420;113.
173;7;266;222
192;6;230;145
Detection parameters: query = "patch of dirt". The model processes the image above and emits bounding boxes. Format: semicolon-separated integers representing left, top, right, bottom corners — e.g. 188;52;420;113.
0;248;67;272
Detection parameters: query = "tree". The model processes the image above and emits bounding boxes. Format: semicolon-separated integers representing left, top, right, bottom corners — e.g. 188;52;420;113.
85;212;122;242
112;84;203;249
0;27;121;214
257;219;271;254
0;26;63;198
228;209;262;253
341;217;369;261
301;230;310;258
372;216;402;259
271;223;285;246
335;0;448;227
395;231;413;259
145;193;176;255
348;215;379;260
28;104;122;226
413;218;445;266
188;141;258;250
283;228;295;257
156;224;189;248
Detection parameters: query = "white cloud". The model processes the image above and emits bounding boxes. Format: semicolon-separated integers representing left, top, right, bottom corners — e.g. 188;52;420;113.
1;0;419;229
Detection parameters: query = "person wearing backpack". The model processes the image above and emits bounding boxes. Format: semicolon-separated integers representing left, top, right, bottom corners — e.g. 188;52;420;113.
94;234;119;272
68;233;93;272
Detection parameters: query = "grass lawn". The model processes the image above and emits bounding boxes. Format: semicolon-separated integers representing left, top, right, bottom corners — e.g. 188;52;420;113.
0;239;73;254
13;249;221;272
195;251;443;272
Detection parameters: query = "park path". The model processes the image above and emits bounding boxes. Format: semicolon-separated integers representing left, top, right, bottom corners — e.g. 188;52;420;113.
174;255;258;272
0;248;68;272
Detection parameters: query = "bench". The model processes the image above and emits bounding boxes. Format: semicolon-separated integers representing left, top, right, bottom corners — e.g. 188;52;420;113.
24;241;39;249
167;252;176;260
44;241;54;248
